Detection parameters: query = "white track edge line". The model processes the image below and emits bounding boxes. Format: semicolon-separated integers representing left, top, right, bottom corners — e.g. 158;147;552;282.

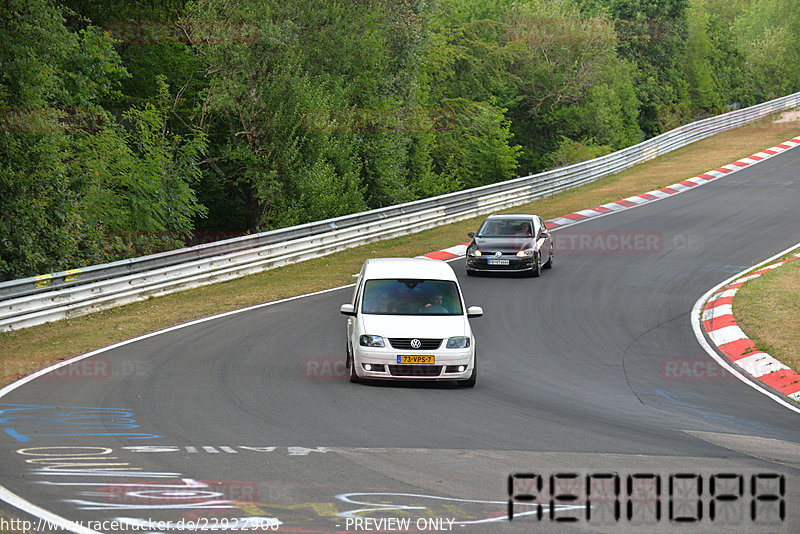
0;486;101;534
690;241;800;415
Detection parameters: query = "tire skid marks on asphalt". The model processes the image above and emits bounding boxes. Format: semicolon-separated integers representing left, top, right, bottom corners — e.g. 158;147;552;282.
702;252;800;401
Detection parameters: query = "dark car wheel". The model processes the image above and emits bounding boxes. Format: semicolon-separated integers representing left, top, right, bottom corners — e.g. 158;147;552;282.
543;249;554;269
530;253;541;277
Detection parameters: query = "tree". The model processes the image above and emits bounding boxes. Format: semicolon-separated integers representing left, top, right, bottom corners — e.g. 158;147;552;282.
72;78;207;257
607;0;692;135
501;0;641;170
684;0;718;111
732;0;800;101
0;0;127;278
424;9;522;186
0;0;206;279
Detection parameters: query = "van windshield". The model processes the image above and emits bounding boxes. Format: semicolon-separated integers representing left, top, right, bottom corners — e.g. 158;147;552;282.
361;279;463;316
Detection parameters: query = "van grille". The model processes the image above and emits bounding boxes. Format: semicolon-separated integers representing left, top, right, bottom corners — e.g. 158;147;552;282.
388;338;442;350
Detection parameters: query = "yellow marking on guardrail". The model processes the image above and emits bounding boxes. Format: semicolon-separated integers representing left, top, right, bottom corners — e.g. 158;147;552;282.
34;274;52;288
64;269;81;282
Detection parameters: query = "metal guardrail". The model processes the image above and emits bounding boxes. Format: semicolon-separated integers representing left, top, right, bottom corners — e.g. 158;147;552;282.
1;92;799;331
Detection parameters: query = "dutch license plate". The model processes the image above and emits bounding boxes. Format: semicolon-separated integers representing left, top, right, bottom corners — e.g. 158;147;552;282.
398;355;435;364
488;259;509;265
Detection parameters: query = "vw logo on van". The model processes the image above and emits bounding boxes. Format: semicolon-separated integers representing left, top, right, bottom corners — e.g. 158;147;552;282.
410;339;422;349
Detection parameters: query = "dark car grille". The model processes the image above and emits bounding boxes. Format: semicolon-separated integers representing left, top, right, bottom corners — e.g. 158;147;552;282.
388;365;443;377
480;260;530;269
388;338;442;350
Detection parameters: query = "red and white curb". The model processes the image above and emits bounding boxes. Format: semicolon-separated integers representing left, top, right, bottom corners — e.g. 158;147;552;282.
417;137;800;262
702;253;800;402
420;243;470;261
543;137;800;230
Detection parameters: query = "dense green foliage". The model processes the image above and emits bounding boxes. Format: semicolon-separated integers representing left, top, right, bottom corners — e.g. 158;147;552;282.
1;0;799;279
0;0;205;278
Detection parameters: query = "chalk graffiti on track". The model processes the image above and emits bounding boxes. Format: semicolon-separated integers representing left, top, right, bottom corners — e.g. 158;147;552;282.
0;404;162;442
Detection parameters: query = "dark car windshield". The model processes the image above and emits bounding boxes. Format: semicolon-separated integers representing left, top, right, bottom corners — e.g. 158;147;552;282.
477;219;533;237
361;279;463;315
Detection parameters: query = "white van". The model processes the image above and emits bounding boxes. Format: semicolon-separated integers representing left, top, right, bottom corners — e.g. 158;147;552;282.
340;258;483;387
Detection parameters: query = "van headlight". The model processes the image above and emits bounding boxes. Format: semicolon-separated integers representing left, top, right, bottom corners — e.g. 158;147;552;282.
446;336;470;348
359;335;385;347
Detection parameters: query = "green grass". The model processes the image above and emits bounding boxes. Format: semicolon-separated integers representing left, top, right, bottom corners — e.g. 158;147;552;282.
733;253;800;373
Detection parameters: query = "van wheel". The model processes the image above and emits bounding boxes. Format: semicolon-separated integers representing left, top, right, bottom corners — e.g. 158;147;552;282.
347;345;360;383
349;363;360;383
458;357;476;388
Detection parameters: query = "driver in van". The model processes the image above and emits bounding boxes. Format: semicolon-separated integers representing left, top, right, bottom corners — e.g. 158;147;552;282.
422;293;448;313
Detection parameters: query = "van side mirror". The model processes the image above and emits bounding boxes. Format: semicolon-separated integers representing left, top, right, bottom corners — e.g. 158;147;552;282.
340;304;356;316
468;232;475;238
467;306;483;318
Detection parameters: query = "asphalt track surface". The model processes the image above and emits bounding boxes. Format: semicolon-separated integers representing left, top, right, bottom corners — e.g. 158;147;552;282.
1;147;799;534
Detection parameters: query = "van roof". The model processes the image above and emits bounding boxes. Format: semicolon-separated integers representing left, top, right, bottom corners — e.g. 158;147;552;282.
362;257;458;282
